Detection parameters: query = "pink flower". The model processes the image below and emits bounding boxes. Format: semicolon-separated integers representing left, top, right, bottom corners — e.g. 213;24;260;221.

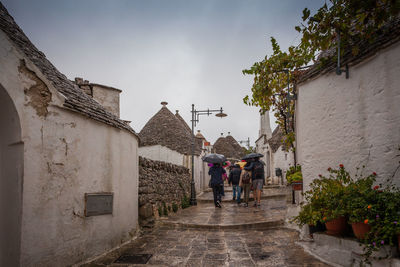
373;185;380;190
327;167;332;171
339;164;344;168
372;172;377;176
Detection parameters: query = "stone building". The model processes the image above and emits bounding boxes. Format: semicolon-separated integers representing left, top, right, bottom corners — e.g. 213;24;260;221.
138;102;209;193
256;112;294;185
295;18;400;190
213;133;242;161
0;4;139;267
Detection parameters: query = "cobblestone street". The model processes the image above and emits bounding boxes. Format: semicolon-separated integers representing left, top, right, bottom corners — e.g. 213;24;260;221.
82;186;329;266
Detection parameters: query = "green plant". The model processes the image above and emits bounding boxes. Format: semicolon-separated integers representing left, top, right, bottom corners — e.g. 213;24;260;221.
181;195;190;209
242;1;399;161
291;202;323;227
157;206;162;217
168;205;171;212
162;201;168;216
172;202;178;213
361;187;400;262
287;171;303;184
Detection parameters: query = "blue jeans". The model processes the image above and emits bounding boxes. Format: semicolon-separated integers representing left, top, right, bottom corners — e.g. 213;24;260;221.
232;185;241;203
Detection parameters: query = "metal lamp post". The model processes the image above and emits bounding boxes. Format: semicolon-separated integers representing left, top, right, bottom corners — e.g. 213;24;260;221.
190;104;227;206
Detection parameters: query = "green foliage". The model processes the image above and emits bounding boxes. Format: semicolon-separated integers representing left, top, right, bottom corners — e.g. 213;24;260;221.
172;202;179;213
287;171;303;184
158;206;162;217
286;165;302;184
242;0;400;154
168;205;171;212
181;195;190;209
162;201;168;216
293;162;400;263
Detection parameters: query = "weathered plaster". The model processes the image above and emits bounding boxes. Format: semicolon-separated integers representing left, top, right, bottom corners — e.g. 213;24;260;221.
18;59;52;117
296;41;400;190
0;29;139;266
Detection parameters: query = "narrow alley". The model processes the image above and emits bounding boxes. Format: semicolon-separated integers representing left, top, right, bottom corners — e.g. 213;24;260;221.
81;185;328;266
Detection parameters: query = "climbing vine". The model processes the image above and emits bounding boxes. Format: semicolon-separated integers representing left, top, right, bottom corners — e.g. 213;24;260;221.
243;0;400;157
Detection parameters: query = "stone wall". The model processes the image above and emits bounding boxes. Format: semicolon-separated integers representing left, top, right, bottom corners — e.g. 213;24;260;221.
139;156;191;225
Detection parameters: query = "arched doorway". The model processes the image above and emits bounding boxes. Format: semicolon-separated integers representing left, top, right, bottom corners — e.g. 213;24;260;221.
0;85;23;267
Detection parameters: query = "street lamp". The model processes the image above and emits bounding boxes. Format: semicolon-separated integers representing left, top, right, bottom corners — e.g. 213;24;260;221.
190;104;227;205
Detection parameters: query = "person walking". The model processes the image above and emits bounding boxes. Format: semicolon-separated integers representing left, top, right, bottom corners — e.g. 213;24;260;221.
239;169;252;207
244;157;265;207
228;164;242;204
208;163;226;208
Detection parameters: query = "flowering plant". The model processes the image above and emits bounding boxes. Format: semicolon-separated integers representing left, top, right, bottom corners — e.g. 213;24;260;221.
286;165;302;184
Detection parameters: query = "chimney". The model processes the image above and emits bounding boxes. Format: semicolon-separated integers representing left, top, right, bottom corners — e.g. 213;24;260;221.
161;101;168;107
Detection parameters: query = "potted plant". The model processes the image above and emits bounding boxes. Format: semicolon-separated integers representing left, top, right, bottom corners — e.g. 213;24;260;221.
298;165;351;236
286;165;303;190
292;202;325;237
361;187;400;262
344;171;377;240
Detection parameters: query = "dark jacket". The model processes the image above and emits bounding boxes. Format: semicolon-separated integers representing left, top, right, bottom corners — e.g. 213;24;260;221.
228;166;242;185
244;160;264;180
208;166;226;186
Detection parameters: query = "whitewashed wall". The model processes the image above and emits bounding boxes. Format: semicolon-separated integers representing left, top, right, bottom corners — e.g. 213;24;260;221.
0;30;139;267
296;41;400;190
272;147;294;184
139;145;185;166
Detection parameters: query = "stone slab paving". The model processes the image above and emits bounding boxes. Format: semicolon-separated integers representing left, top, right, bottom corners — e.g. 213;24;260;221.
81;226;329;267
161;199;286;229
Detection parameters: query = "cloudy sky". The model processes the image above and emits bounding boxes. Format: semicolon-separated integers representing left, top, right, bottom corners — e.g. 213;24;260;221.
3;0;323;145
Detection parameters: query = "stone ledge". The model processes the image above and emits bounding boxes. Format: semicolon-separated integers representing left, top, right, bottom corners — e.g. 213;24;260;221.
297;232;399;267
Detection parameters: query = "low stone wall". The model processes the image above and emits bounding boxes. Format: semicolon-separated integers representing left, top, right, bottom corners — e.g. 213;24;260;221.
138;156;190;226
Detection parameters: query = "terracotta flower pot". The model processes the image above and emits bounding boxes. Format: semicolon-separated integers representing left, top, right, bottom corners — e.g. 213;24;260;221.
351;222;371;240
325;216;347;236
292;181;303;191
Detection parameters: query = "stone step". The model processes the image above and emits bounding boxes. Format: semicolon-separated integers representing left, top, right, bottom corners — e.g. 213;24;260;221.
160;219;284;230
159;198;287;231
196;193;287;203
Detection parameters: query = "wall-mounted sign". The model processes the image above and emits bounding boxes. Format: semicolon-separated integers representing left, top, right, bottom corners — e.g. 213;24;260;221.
85;193;113;217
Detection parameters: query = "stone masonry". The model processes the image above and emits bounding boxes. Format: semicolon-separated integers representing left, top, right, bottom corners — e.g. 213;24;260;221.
139;156;191;226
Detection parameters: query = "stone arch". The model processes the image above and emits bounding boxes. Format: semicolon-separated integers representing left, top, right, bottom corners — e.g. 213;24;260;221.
0;84;23;267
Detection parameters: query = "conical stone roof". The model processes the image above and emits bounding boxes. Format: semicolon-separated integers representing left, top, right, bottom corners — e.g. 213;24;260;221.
226;135;245;158
268;127;285;153
213;136;240;160
139;103;200;155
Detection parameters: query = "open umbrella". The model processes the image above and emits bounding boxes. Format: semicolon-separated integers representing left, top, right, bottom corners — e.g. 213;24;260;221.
242;153;264;161
202;153;227;164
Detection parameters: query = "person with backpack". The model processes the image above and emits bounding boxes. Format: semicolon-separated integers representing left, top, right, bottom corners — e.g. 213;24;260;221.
228;164;242;204
239;168;252;207
244;157;265;207
208;163;226;208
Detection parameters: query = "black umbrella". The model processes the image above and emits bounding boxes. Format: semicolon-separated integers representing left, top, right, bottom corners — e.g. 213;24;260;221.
202;153;227;163
242;153;264;161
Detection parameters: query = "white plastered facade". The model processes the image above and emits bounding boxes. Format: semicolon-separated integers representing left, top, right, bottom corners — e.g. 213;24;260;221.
296;41;400;191
0;30;139;267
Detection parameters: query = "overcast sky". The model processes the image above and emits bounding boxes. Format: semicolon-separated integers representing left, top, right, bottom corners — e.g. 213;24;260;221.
3;0;323;145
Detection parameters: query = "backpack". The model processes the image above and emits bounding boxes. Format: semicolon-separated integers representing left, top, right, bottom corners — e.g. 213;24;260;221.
242;171;251;184
253;161;264;179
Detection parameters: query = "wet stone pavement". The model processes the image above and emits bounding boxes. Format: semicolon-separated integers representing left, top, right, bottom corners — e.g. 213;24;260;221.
81;187;329;266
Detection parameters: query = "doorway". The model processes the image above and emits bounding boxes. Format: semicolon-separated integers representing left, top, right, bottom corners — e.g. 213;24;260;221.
0;85;23;267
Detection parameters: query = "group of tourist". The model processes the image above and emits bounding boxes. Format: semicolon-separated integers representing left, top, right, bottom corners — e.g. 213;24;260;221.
208;157;265;208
